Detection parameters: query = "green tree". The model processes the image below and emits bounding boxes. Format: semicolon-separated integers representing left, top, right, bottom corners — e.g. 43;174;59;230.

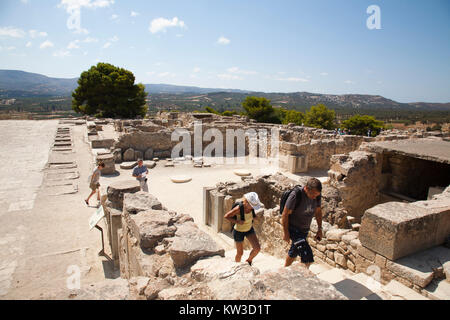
222;110;237;116
341;114;384;136
242;96;280;123
72;63;148;118
304;104;336;129
205;106;220;114
282;109;305;125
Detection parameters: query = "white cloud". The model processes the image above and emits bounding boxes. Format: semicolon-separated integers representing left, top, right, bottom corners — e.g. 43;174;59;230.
320;72;329;76
20;0;29;4
344;80;355;84
6;46;16;51
131;11;139;17
53;49;71;57
40;40;54;49
29;30;48;38
110;14;118;20
102;42;111;49
193;67;201;73
0;26;26;38
149;17;186;34
176;34;184;38
227;67;257;75
67;39;80;49
25;41;32;47
217;36;230;45
109;35;119;42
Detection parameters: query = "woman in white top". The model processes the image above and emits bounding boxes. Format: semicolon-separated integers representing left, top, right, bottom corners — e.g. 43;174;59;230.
224;192;263;266
85;162;105;207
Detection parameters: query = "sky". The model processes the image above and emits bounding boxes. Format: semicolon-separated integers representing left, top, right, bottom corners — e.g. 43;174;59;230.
0;0;449;103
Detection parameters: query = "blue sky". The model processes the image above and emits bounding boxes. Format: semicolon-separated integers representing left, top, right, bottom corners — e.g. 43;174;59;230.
0;0;449;102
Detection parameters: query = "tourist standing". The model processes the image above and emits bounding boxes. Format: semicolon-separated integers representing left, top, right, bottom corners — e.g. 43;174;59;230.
85;162;105;207
132;159;149;192
281;178;323;268
224;192;263;266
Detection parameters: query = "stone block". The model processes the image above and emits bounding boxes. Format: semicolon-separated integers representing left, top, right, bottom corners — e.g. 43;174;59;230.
326;251;334;260
357;245;376;262
347;260;356;272
123;148;136;161
107;180;141;210
359;201;450;260
325;228;351;241
334;252;347;268
144;148;154;160
374;254;387;268
317;244;326;252
386;260;434;289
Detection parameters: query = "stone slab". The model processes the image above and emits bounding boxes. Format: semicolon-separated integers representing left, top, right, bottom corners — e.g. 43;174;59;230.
359;201;450;260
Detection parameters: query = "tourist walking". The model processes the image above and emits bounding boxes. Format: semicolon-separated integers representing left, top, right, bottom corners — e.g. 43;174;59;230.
224;192;263;266
281;178;323;268
85;162;105;207
132;159;149;192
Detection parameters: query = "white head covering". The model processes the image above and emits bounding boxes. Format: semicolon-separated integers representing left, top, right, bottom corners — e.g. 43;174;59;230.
244;192;263;210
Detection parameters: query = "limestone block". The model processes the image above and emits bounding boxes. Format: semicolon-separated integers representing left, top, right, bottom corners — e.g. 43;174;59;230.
334;252;347;268
123;148;136;161
325;229;351;241
144;148;154;160
123;191;163;215
107;180;141;210
357;245;376;262
135;150;143;160
128;210;177;250
169;222;225;268
96;153;115;175
359;201;450;260
386;260;434;288
120;161;138;169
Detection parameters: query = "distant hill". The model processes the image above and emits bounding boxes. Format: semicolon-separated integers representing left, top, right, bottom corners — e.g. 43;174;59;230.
0;70;78;97
144;83;250;94
0;70;449;113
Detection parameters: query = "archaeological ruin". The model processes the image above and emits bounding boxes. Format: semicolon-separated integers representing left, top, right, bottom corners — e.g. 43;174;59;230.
8;112;446;300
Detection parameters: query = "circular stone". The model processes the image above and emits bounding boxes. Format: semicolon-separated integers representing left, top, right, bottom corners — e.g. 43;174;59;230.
234;169;251;177
120;161;138;169
144;161;157;169
170;175;192;183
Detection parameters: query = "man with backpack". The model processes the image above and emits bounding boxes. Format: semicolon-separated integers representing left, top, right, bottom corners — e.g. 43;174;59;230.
281;178;323;268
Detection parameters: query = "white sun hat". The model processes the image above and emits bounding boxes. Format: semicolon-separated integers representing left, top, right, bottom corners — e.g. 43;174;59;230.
244;192;263;210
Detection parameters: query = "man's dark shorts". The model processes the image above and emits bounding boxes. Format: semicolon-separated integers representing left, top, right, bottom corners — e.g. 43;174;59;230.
288;227;314;263
232;227;255;243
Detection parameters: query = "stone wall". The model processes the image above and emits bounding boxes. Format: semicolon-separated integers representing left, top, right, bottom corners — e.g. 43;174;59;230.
328;151;383;221
101;187;347;300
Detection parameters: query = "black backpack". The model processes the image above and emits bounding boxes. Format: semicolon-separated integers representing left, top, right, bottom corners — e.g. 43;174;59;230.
279;185;303;215
231;201;256;223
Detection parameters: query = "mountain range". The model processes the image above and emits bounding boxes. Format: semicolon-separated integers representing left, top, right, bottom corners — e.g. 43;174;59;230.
0;69;449;111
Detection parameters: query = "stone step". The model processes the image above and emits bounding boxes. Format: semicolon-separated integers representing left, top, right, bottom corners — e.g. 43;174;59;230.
383;280;428;300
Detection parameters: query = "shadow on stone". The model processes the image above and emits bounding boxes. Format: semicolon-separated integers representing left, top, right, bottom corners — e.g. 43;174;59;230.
102;260;120;279
333;278;374;300
101;171;121;178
